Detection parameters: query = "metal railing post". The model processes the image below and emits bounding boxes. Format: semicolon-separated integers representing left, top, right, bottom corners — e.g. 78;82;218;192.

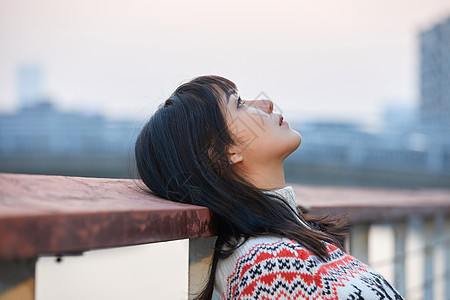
350;223;370;265
432;213;446;300
406;217;424;299
445;215;450;300
423;217;435;300
393;221;406;296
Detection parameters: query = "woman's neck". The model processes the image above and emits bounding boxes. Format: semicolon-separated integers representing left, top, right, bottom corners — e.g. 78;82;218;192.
236;160;286;190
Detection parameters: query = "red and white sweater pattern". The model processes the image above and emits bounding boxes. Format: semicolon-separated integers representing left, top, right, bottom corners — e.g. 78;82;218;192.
212;186;404;300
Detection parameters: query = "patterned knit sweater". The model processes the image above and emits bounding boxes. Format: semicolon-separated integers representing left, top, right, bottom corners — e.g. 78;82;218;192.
212;186;404;300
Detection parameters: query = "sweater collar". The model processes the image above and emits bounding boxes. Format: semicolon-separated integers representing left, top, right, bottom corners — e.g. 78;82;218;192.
263;185;297;212
263;185;312;229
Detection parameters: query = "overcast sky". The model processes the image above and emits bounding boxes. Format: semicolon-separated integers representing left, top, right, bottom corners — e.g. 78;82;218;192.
1;0;449;128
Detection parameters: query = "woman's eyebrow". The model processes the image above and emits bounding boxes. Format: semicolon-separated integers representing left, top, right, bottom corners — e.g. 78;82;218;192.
226;91;238;104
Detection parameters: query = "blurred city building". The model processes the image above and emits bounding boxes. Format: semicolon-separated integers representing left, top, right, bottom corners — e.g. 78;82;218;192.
286;16;450;180
0;98;139;178
0;101;135;157
0;64;139;177
0;17;449;184
419;16;450;129
16;65;43;109
287;115;449;176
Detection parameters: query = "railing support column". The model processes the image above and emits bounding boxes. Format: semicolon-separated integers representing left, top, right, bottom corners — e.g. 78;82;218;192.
432;213;446;300
423;217;434;300
350;223;369;265
406;217;424;299
393;221;406;296
445;215;450;300
0;259;35;300
189;237;216;299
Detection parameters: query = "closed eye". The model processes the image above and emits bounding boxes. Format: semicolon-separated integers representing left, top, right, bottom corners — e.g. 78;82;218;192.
237;97;245;108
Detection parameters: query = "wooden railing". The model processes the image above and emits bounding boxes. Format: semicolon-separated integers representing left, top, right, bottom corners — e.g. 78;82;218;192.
0;173;449;299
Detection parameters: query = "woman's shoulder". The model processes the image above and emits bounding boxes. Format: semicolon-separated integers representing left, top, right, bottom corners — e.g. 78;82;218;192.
231;235;327;258
214;235;404;300
228;235;341;261
218;235;343;278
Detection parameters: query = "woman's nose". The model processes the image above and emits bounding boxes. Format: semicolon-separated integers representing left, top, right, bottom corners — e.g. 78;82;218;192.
248;99;273;114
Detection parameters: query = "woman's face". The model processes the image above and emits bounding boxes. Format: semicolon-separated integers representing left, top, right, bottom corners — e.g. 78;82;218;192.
221;91;302;165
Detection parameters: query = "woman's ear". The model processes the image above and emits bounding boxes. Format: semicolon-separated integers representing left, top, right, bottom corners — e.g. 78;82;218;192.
228;153;243;164
227;146;243;165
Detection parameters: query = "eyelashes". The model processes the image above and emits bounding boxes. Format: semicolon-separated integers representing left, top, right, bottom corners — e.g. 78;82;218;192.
237;97;245;108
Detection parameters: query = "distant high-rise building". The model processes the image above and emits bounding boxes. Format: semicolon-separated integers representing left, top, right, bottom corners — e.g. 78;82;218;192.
16;64;43;108
419;16;450;128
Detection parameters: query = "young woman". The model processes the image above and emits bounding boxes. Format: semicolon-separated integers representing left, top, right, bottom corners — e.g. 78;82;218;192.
135;75;404;299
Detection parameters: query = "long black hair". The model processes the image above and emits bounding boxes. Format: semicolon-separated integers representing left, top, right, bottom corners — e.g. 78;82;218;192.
135;75;348;299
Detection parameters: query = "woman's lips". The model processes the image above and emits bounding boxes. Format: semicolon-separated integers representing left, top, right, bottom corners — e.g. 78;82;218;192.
279;115;288;126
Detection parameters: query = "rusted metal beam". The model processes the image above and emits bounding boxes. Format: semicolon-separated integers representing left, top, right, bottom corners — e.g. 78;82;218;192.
0;173;216;260
292;185;450;223
1;173;449;259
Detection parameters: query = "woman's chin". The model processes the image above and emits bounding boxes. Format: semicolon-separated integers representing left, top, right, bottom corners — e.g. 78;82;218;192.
291;130;302;149
280;132;302;160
